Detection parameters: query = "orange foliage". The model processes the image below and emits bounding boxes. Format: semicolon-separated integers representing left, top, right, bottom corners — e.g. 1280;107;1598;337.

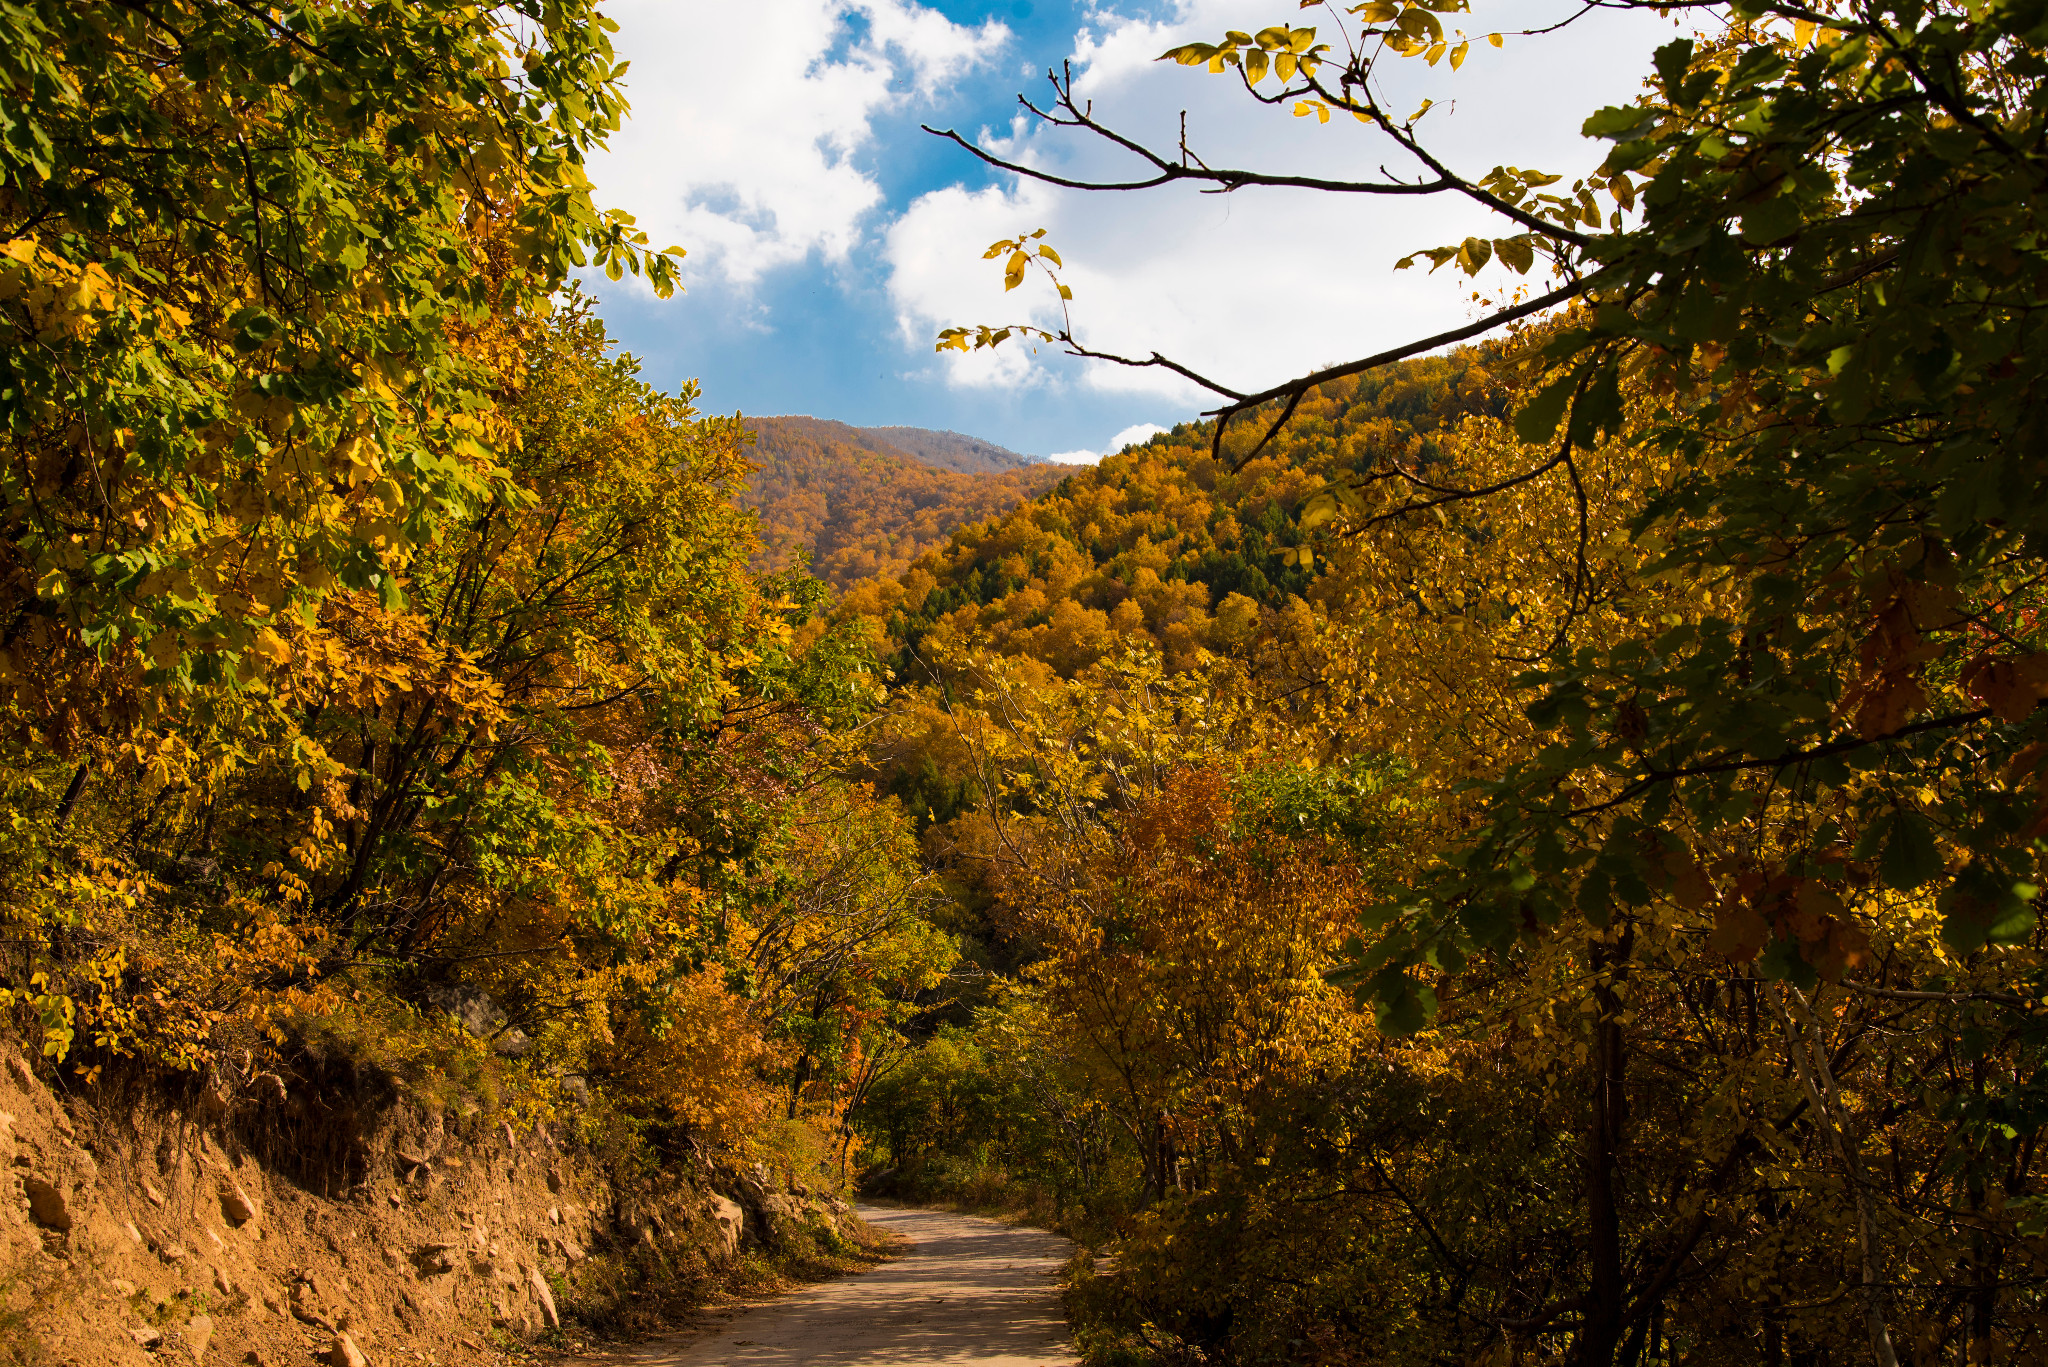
740;417;1061;588
837;354;1501;677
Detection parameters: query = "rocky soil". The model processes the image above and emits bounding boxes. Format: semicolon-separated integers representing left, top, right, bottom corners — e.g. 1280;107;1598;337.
0;1045;869;1367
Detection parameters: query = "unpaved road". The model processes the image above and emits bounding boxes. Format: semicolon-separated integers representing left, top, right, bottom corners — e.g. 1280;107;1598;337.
603;1205;1076;1367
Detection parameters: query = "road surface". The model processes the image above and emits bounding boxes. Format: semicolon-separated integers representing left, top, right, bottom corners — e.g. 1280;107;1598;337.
604;1205;1076;1367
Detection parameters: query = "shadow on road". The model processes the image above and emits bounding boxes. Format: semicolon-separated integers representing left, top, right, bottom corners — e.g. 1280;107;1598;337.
602;1205;1076;1367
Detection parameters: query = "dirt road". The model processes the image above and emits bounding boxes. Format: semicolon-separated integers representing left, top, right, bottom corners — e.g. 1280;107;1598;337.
604;1205;1077;1367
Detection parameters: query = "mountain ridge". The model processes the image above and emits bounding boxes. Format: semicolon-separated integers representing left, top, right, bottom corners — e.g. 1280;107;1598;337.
747;416;1042;475
739;416;1062;589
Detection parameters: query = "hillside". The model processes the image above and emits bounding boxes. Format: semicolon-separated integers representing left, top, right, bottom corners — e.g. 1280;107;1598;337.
741;417;1061;588
862;425;1036;474
834;350;1506;677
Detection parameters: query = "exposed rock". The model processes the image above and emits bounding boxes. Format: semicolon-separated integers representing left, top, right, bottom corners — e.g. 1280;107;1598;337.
182;1313;214;1362
525;1265;560;1329
3;1054;33;1092
22;1175;72;1231
708;1194;744;1259
545;1165;563;1193
142;1178;166;1206
412;1242;457;1275
325;1334;370;1367
130;1326;164;1351
290;1281;336;1331
421;985;503;1041
218;1178;259;1228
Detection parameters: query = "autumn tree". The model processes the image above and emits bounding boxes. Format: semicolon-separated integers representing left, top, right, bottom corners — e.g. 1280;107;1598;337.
909;4;2048;1362
0;0;674;755
0;4;960;1197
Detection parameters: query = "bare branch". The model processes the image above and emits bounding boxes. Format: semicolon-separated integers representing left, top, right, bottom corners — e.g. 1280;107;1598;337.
1197;278;1594;468
920;123;1456;197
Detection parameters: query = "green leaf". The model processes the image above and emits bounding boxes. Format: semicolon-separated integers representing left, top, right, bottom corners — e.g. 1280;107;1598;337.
1758;935;1819;990
1880;810;1944;891
1514;374;1576;445
1373;980;1438;1035
1582;105;1658;141
1568;364;1624;449
1739;195;1803;245
1494;235;1535;274
1653;38;1695;102
1576;868;1612;926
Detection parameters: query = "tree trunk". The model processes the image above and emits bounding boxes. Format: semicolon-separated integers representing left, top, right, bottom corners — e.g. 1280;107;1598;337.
1578;1009;1626;1366
1149;1110;1177;1204
52;761;89;827
1576;930;1632;1367
1774;985;1900;1367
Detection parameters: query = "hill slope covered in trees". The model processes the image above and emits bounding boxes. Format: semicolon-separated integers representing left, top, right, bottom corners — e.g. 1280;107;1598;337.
834;351;1498;677
741;417;1061;588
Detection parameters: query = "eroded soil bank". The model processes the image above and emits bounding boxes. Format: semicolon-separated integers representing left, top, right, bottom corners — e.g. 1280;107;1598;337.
0;1045;877;1367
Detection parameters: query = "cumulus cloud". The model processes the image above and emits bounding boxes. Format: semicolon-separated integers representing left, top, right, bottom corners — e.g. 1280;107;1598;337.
588;0;1008;287
884;0;1676;397
1043;421;1173;465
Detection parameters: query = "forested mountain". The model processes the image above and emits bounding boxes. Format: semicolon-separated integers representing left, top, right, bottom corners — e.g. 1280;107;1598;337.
834;352;1498;676
860;424;1038;474
740;416;1061;587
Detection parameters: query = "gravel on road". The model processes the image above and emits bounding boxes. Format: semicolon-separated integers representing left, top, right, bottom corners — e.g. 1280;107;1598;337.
602;1205;1077;1367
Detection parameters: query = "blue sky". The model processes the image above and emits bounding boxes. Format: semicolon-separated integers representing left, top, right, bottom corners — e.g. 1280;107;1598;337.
583;1;1677;462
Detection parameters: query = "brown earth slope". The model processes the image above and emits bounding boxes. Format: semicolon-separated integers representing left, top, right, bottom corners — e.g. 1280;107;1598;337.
0;1044;877;1367
740;419;1061;590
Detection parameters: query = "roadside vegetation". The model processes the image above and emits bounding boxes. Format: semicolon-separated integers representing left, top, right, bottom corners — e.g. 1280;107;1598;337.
9;3;2048;1365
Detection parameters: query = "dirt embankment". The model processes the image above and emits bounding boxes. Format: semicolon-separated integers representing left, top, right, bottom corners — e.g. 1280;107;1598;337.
0;1046;867;1367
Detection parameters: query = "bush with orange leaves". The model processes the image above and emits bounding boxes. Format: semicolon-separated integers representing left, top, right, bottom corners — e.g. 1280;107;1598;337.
1022;769;1368;1204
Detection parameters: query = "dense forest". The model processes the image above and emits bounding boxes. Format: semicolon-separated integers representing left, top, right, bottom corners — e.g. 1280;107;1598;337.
740;416;1061;588
7;2;2048;1366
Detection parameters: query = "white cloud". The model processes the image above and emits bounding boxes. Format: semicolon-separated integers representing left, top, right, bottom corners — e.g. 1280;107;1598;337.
1041;420;1172;465
589;0;1008;287
885;1;1677;399
1110;421;1168;450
